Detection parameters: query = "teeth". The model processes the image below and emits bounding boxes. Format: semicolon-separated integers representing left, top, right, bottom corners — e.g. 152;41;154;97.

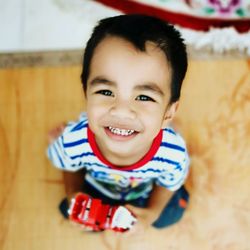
108;126;135;136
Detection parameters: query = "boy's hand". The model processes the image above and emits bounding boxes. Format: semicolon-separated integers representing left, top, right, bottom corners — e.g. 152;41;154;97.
123;205;155;235
48;123;67;144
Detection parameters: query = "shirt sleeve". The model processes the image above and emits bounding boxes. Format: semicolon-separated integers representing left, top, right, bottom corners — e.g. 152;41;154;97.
156;151;190;191
155;130;190;191
47;113;88;172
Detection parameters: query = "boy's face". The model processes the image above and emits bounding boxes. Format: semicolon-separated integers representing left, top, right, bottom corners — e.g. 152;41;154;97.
86;37;178;166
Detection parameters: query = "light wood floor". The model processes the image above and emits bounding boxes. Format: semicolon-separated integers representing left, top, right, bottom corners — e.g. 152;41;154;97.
1;60;250;250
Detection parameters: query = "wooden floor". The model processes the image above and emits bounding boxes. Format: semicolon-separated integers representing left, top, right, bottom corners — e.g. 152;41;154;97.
1;60;250;250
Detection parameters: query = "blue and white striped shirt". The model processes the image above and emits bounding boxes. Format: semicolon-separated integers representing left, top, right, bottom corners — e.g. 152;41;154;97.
47;113;189;201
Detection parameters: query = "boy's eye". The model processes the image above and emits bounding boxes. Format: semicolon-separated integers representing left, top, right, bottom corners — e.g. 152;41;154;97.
95;90;113;96
136;95;155;102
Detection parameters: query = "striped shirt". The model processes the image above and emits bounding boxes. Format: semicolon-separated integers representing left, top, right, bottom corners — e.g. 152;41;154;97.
47;113;190;201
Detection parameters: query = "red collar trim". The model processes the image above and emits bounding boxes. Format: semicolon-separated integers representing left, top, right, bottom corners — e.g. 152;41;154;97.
87;126;163;171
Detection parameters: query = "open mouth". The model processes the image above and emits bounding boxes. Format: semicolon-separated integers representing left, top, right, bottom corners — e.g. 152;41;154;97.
107;126;136;136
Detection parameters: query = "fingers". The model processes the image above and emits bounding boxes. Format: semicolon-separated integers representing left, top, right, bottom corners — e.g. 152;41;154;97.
69;220;95;232
125;204;146;217
79;224;95;232
121;220;145;237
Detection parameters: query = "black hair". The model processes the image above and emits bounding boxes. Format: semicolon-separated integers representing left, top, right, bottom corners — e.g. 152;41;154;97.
81;14;188;104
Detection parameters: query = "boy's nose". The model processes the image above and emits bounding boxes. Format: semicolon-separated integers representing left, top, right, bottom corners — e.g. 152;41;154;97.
109;100;136;120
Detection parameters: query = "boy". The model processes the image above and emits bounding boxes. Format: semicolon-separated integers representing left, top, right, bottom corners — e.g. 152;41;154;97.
47;14;189;231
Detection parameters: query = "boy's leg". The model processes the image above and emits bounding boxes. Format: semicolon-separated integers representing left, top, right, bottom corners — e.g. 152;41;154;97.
59;198;70;219
152;185;189;228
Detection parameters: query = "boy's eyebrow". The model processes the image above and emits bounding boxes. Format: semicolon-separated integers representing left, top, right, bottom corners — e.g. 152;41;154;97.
89;76;164;97
89;77;116;87
134;83;164;97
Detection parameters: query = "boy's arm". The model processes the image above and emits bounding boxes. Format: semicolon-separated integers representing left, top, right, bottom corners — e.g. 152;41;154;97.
63;169;86;202
126;185;173;226
127;150;189;231
47;123;87;201
147;185;173;222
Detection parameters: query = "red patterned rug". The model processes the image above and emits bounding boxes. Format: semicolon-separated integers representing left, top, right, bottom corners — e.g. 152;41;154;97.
94;0;250;32
94;0;250;55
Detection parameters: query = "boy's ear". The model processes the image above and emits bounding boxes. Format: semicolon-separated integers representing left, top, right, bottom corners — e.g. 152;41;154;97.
161;101;179;129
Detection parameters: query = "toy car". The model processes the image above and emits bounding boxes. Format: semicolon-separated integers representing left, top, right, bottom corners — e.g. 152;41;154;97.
68;193;137;232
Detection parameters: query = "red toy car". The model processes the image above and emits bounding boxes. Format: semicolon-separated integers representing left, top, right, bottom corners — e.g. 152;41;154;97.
68;193;137;232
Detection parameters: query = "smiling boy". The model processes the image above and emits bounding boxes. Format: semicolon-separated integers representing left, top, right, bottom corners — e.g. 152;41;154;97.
47;14;189;230
87;36;175;167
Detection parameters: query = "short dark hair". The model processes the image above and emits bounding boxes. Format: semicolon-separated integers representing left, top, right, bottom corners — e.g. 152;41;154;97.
81;14;187;104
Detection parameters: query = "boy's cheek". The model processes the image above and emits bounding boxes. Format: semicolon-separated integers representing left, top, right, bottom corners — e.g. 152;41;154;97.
87;101;112;114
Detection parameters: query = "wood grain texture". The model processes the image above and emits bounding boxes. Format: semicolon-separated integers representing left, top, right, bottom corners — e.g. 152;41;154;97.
0;61;250;250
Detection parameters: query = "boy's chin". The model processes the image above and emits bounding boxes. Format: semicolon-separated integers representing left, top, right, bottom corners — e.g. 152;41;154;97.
106;144;135;157
104;140;138;155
